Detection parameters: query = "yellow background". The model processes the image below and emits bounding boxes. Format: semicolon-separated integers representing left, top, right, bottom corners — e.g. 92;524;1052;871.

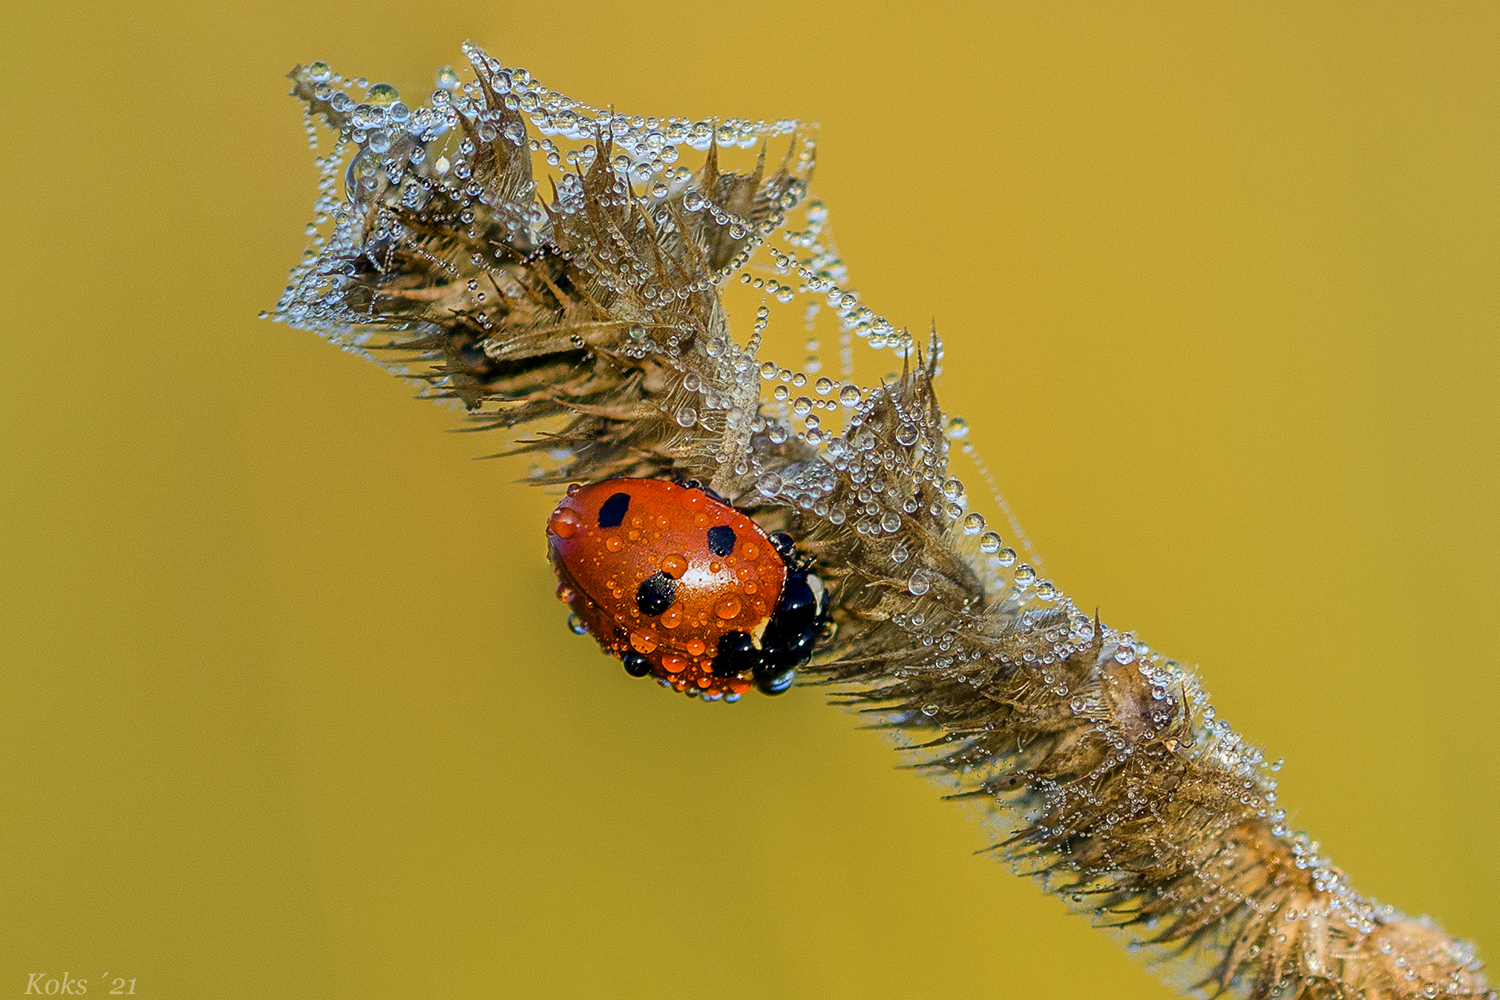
4;3;1497;998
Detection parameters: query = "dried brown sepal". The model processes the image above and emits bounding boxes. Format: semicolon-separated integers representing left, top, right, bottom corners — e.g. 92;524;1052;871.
269;45;1493;1000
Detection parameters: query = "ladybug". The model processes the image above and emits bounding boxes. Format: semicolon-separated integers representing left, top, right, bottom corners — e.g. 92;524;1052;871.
545;478;826;699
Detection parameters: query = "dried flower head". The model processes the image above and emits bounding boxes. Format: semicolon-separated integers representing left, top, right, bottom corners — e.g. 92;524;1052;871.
268;44;1493;1000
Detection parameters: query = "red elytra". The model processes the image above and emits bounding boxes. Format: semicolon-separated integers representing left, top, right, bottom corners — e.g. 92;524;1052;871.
546;478;787;698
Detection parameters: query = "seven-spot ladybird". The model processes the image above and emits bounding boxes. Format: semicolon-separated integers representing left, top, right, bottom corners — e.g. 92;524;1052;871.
545;478;826;700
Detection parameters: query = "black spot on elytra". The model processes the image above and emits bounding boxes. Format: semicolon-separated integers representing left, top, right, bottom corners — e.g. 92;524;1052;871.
635;572;677;616
598;491;631;529
706;525;736;556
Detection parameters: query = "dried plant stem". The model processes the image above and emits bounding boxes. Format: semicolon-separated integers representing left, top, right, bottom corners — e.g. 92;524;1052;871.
269;45;1492;1000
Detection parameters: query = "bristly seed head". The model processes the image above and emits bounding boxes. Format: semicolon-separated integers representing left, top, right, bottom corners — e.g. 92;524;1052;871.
268;44;1493;1000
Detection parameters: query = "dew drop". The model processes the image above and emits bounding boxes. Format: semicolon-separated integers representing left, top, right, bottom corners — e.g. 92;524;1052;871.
838;385;862;407
546;508;580;539
962;512;985;535
944;416;969;439
908;569;933;597
365;82;400;106
979;531;1002;554
566;613;589;635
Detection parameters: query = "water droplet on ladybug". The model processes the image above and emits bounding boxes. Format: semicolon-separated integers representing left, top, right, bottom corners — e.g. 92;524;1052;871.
715;595;742;620
660;553;688;578
660;654;687;674
547;508;581;539
566;613;588;635
605;536;624;552
685;638;706;657
630;632;658;654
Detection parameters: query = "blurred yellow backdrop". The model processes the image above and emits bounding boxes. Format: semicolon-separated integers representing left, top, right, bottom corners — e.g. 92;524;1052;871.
3;3;1497;998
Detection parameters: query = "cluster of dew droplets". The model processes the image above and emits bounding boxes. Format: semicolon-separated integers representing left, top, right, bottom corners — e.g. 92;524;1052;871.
772;312;1372;965
269;47;809;379
697;183;1069;627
